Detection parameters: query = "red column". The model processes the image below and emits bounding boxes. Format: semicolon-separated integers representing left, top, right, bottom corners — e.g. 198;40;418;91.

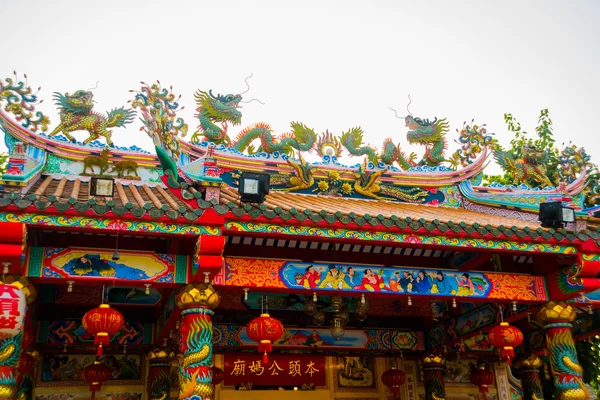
537;301;589;400
422;355;447;400
176;283;220;400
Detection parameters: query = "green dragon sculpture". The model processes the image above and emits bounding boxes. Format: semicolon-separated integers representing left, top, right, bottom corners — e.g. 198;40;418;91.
191;89;317;155
340;115;450;170
494;143;554;188
48;90;136;146
0;72;50;133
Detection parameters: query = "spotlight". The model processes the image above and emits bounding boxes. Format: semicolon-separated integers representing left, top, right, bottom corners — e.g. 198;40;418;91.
144;284;151;295
539;201;575;229
67;280;74;293
239;172;270;203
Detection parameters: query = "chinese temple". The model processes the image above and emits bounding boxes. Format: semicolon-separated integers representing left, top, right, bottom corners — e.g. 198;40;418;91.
0;72;599;400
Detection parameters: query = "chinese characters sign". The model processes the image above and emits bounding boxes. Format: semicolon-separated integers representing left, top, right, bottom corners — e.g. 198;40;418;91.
224;354;326;386
0;284;26;339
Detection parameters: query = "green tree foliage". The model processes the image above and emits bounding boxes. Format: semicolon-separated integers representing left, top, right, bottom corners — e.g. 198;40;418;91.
576;337;600;397
484;109;559;186
0;153;7;175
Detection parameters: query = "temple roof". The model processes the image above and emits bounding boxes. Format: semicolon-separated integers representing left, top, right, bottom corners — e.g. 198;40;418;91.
0;175;195;220
219;186;598;244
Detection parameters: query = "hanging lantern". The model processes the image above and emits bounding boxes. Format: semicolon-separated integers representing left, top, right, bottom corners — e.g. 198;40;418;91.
488;322;523;365
330;317;345;341
212;366;224;385
83;360;111;399
246;313;283;363
82;304;124;357
0;282;27;339
381;367;406;400
470;364;495;393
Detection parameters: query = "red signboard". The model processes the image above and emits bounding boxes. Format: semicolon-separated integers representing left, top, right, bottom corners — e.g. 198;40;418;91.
224;354;326;386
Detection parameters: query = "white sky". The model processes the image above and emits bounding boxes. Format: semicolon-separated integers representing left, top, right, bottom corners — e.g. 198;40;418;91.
2;0;599;172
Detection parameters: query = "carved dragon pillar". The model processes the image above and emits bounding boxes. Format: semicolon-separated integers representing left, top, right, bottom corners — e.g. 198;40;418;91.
537;301;589;400
516;355;544;400
147;349;173;400
422;355;447;400
176;283;220;400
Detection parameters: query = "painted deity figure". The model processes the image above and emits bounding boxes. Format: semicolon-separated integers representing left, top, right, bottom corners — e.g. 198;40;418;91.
455;273;475;296
302;265;322;289
318;265;350;290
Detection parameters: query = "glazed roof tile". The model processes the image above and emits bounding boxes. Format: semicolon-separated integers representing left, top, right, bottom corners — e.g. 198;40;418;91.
0;175;196;220
218;186;598;244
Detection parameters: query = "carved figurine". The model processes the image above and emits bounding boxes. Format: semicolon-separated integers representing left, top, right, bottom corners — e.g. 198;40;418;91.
340;115;450;170
82;148;110;176
494;143;554;188
191;89;317;155
110;160;139;178
48;90;135;147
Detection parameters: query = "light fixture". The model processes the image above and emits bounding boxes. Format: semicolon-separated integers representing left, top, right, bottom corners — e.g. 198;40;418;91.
67;280;75;293
527;312;531;323
539;201;575;229
313;292;317;302
238;172;270;203
361;294;366;304
63;344;68;353
588;305;594;315
90;176;115;197
123;344;127;354
144;284;151;295
112;232;120;261
2;262;10;274
243;288;249;301
204;272;210;283
407;296;412;306
452;298;457;308
511;301;517;312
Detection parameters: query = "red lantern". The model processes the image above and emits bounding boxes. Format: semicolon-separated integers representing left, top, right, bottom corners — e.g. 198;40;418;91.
83;361;111;399
82;304;124;357
212;366;224;385
381;367;406;400
488;322;523;365
246;313;284;363
470;366;495;393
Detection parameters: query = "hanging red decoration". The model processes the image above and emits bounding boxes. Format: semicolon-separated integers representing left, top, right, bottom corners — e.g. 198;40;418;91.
212;366;224;385
246;313;284;363
381;367;406;400
17;352;38;375
488;322;523;365
83;361;111;399
82;304;124;357
470;365;495;393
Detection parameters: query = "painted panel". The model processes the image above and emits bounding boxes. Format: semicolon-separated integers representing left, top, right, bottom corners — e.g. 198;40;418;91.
0;212;220;235
333;356;378;393
224;354;326;386
36;247;175;282
213;324;425;351
220;258;549;301
37;353;144;386
35;393;142;400
45;320;145;345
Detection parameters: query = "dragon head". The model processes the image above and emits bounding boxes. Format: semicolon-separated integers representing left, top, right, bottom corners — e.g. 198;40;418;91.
405;115;447;145
53;90;94;114
521;143;549;165
194;90;242;126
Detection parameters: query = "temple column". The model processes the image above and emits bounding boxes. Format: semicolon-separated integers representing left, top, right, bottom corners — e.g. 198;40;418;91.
176;283;220;400
422;355;447;400
0;277;35;400
537;301;589;400
147;350;173;400
516;356;544;400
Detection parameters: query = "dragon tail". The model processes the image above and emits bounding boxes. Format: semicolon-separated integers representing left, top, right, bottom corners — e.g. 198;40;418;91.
107;106;136;127
340;127;378;164
283;122;317;152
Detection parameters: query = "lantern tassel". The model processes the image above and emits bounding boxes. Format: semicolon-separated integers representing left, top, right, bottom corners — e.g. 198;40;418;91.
258;341;272;354
480;385;488;393
97;344;103;357
263;351;268;364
